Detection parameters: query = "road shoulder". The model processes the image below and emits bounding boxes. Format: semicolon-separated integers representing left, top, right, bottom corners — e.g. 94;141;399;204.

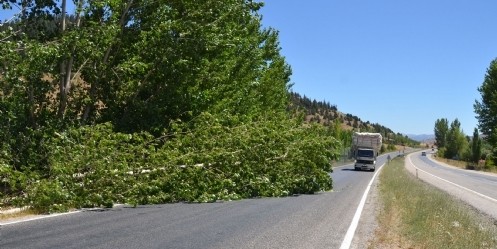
405;152;497;221
426;153;497;177
350;169;382;249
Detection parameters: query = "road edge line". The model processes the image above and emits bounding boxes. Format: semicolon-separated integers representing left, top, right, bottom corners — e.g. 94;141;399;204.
339;163;385;249
0;210;82;226
0;204;126;226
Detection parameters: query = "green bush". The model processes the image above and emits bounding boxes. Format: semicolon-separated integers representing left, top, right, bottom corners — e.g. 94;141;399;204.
485;157;495;169
26;179;70;213
437;147;446;158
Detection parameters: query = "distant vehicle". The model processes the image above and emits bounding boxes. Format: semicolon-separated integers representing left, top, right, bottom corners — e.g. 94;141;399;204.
352;132;382;172
421;152;426;156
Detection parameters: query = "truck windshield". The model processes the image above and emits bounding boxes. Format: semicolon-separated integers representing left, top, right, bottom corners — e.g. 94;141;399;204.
357;149;374;157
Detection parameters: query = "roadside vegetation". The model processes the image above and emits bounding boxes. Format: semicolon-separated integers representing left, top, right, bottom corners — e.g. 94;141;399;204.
432;58;497;173
0;1;419;214
433;117;496;172
0;208;38;222
370;157;497;249
0;1;338;213
432;157;497;174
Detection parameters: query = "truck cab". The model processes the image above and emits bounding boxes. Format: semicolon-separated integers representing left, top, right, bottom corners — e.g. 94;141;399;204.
354;147;377;171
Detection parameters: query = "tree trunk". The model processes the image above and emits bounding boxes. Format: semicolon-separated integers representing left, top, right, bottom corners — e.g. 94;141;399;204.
57;0;68;118
82;0;134;124
58;0;84;119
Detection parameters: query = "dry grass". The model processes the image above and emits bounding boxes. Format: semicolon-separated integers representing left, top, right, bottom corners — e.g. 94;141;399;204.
433;156;497;173
433;157;471;169
369;157;497;249
369;202;415;249
0;208;39;223
368;158;416;249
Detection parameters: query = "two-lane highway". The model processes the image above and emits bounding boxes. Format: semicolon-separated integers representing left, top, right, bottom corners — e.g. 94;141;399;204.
406;151;497;220
0;155;395;249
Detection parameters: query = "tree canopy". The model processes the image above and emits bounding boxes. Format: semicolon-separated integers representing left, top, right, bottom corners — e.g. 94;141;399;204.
474;58;497;160
0;0;343;211
0;0;292;133
444;118;467;160
434;118;448;148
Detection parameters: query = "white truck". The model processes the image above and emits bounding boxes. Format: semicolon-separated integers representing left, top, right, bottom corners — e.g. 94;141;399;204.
352;132;382;172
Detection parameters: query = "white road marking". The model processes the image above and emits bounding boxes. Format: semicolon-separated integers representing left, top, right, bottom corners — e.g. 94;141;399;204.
0;210;81;226
0;204;126;226
339;163;385;249
407;155;497;203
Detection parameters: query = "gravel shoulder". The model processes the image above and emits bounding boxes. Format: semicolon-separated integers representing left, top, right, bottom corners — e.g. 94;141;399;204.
350;176;381;249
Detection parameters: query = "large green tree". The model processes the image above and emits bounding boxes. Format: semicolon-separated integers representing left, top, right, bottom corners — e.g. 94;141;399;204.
1;0;292;138
0;0;134;172
2;0;334;209
434;118;449;148
94;0;292;133
444;119;467;160
474;59;497;161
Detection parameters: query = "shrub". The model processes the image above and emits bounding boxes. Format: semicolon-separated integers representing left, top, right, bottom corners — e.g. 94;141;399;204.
437;147;446;158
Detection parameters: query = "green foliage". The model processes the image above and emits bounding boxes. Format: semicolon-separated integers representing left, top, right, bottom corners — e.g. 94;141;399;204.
434;118;468;161
434;118;448;148
387;143;396;151
436;147;447;159
289;92;419;147
16;113;339;212
26;179;71;213
0;0;347;214
480;141;495;169
0;0;303;210
1;0;292;134
470;128;482;163
444;119;468;160
104;0;291;134
485;157;495;169
380;144;386;154
474;58;497;161
165;112;339;197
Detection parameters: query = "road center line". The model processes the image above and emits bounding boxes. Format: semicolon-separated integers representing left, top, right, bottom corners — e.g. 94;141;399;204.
339;163;384;249
407;155;497;203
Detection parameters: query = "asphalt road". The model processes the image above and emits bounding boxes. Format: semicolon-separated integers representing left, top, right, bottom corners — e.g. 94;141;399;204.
406;150;497;220
0;154;397;249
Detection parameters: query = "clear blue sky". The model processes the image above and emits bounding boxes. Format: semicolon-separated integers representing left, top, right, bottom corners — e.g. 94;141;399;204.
259;1;497;135
2;2;496;135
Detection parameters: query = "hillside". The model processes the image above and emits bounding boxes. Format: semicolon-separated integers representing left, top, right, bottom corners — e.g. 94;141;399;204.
289;92;419;147
407;134;435;142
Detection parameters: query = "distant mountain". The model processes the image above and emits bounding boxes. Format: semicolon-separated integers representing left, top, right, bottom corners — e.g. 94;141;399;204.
407;134;435;142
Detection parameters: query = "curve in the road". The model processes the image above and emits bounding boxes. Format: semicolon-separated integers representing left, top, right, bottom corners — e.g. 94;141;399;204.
405;151;497;220
408;155;497;203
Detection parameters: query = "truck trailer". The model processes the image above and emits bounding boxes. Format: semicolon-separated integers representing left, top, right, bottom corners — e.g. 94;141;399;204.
352;132;382;172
